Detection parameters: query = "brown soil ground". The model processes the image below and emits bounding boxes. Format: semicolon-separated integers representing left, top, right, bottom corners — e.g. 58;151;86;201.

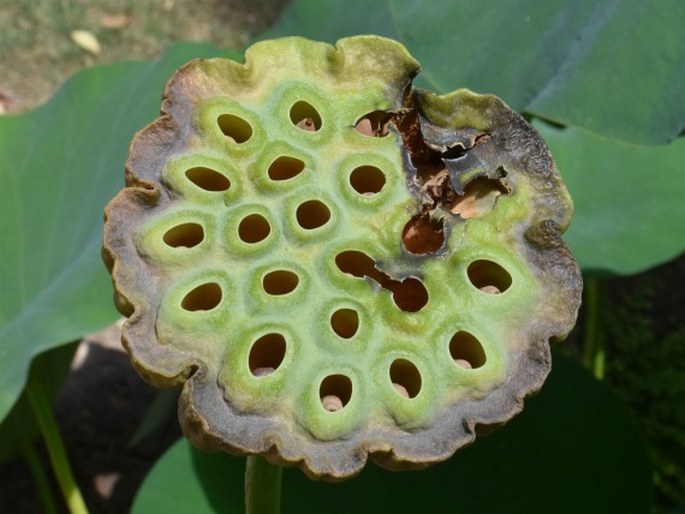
0;0;287;113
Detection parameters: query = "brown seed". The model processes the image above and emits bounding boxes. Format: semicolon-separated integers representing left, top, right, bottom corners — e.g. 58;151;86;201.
393;382;409;398
479;285;501;294
296;118;316;131
321;394;343;412
99;14;132;29
252;367;275;377
454;359;473;369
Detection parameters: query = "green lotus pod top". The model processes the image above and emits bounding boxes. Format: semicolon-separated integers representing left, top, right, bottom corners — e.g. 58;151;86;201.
103;35;582;480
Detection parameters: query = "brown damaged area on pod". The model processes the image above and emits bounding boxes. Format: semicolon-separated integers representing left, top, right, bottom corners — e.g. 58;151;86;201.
101;35;582;481
421;88;583;338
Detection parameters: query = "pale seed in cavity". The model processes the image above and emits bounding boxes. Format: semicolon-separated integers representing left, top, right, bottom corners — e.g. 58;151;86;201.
454;359;473;369
393;383;409;398
322;395;343;412
355;118;374;136
296;118;316;131
253;367;275;377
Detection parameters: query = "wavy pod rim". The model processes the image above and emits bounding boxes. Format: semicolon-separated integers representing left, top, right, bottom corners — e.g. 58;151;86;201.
102;35;582;480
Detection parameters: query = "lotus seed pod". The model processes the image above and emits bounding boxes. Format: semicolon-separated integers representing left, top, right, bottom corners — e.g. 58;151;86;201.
102;35;582;480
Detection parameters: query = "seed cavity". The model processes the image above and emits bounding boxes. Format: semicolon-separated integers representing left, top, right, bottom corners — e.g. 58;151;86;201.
263;270;299;295
389;359;421;398
217;114;253;143
185;167;231;192
392;278;429;313
249;333;286;377
296;200;330;229
350;165;386;195
467;260;512;293
319;375;352;412
355;111;392;137
163;223;204;248
449;331;486;369
335;250;428;312
181;282;222;311
401;213;445;255
238;214;271;243
330;308;359;339
268;156;305;181
290;101;321;131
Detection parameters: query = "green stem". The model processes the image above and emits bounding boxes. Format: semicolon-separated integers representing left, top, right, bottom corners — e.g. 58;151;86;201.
23;443;59;514
26;376;89;514
245;456;282;514
582;278;605;380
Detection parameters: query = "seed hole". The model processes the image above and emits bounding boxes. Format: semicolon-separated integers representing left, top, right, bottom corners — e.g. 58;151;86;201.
296;200;330;229
335;251;428;313
330;309;359;339
319;374;352;412
449;331;486;369
249;333;286;377
185;167;231;192
392;278;429;313
402;213;445;254
389;359;421;399
163;223;204;248
335;250;376;278
238;214;271;243
181;282;222;311
217;114;253;143
268;156;305;181
290;101;321;131
355;111;392;137
263;270;299;295
467;260;512;293
350;165;386;195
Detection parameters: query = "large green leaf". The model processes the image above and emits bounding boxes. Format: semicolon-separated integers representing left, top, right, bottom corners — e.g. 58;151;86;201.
132;438;245;514
0;42;234;422
133;353;652;513
537;121;685;275
266;0;685;144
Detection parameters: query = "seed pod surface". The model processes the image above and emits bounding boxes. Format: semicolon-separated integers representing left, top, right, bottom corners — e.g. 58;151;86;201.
103;36;582;480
